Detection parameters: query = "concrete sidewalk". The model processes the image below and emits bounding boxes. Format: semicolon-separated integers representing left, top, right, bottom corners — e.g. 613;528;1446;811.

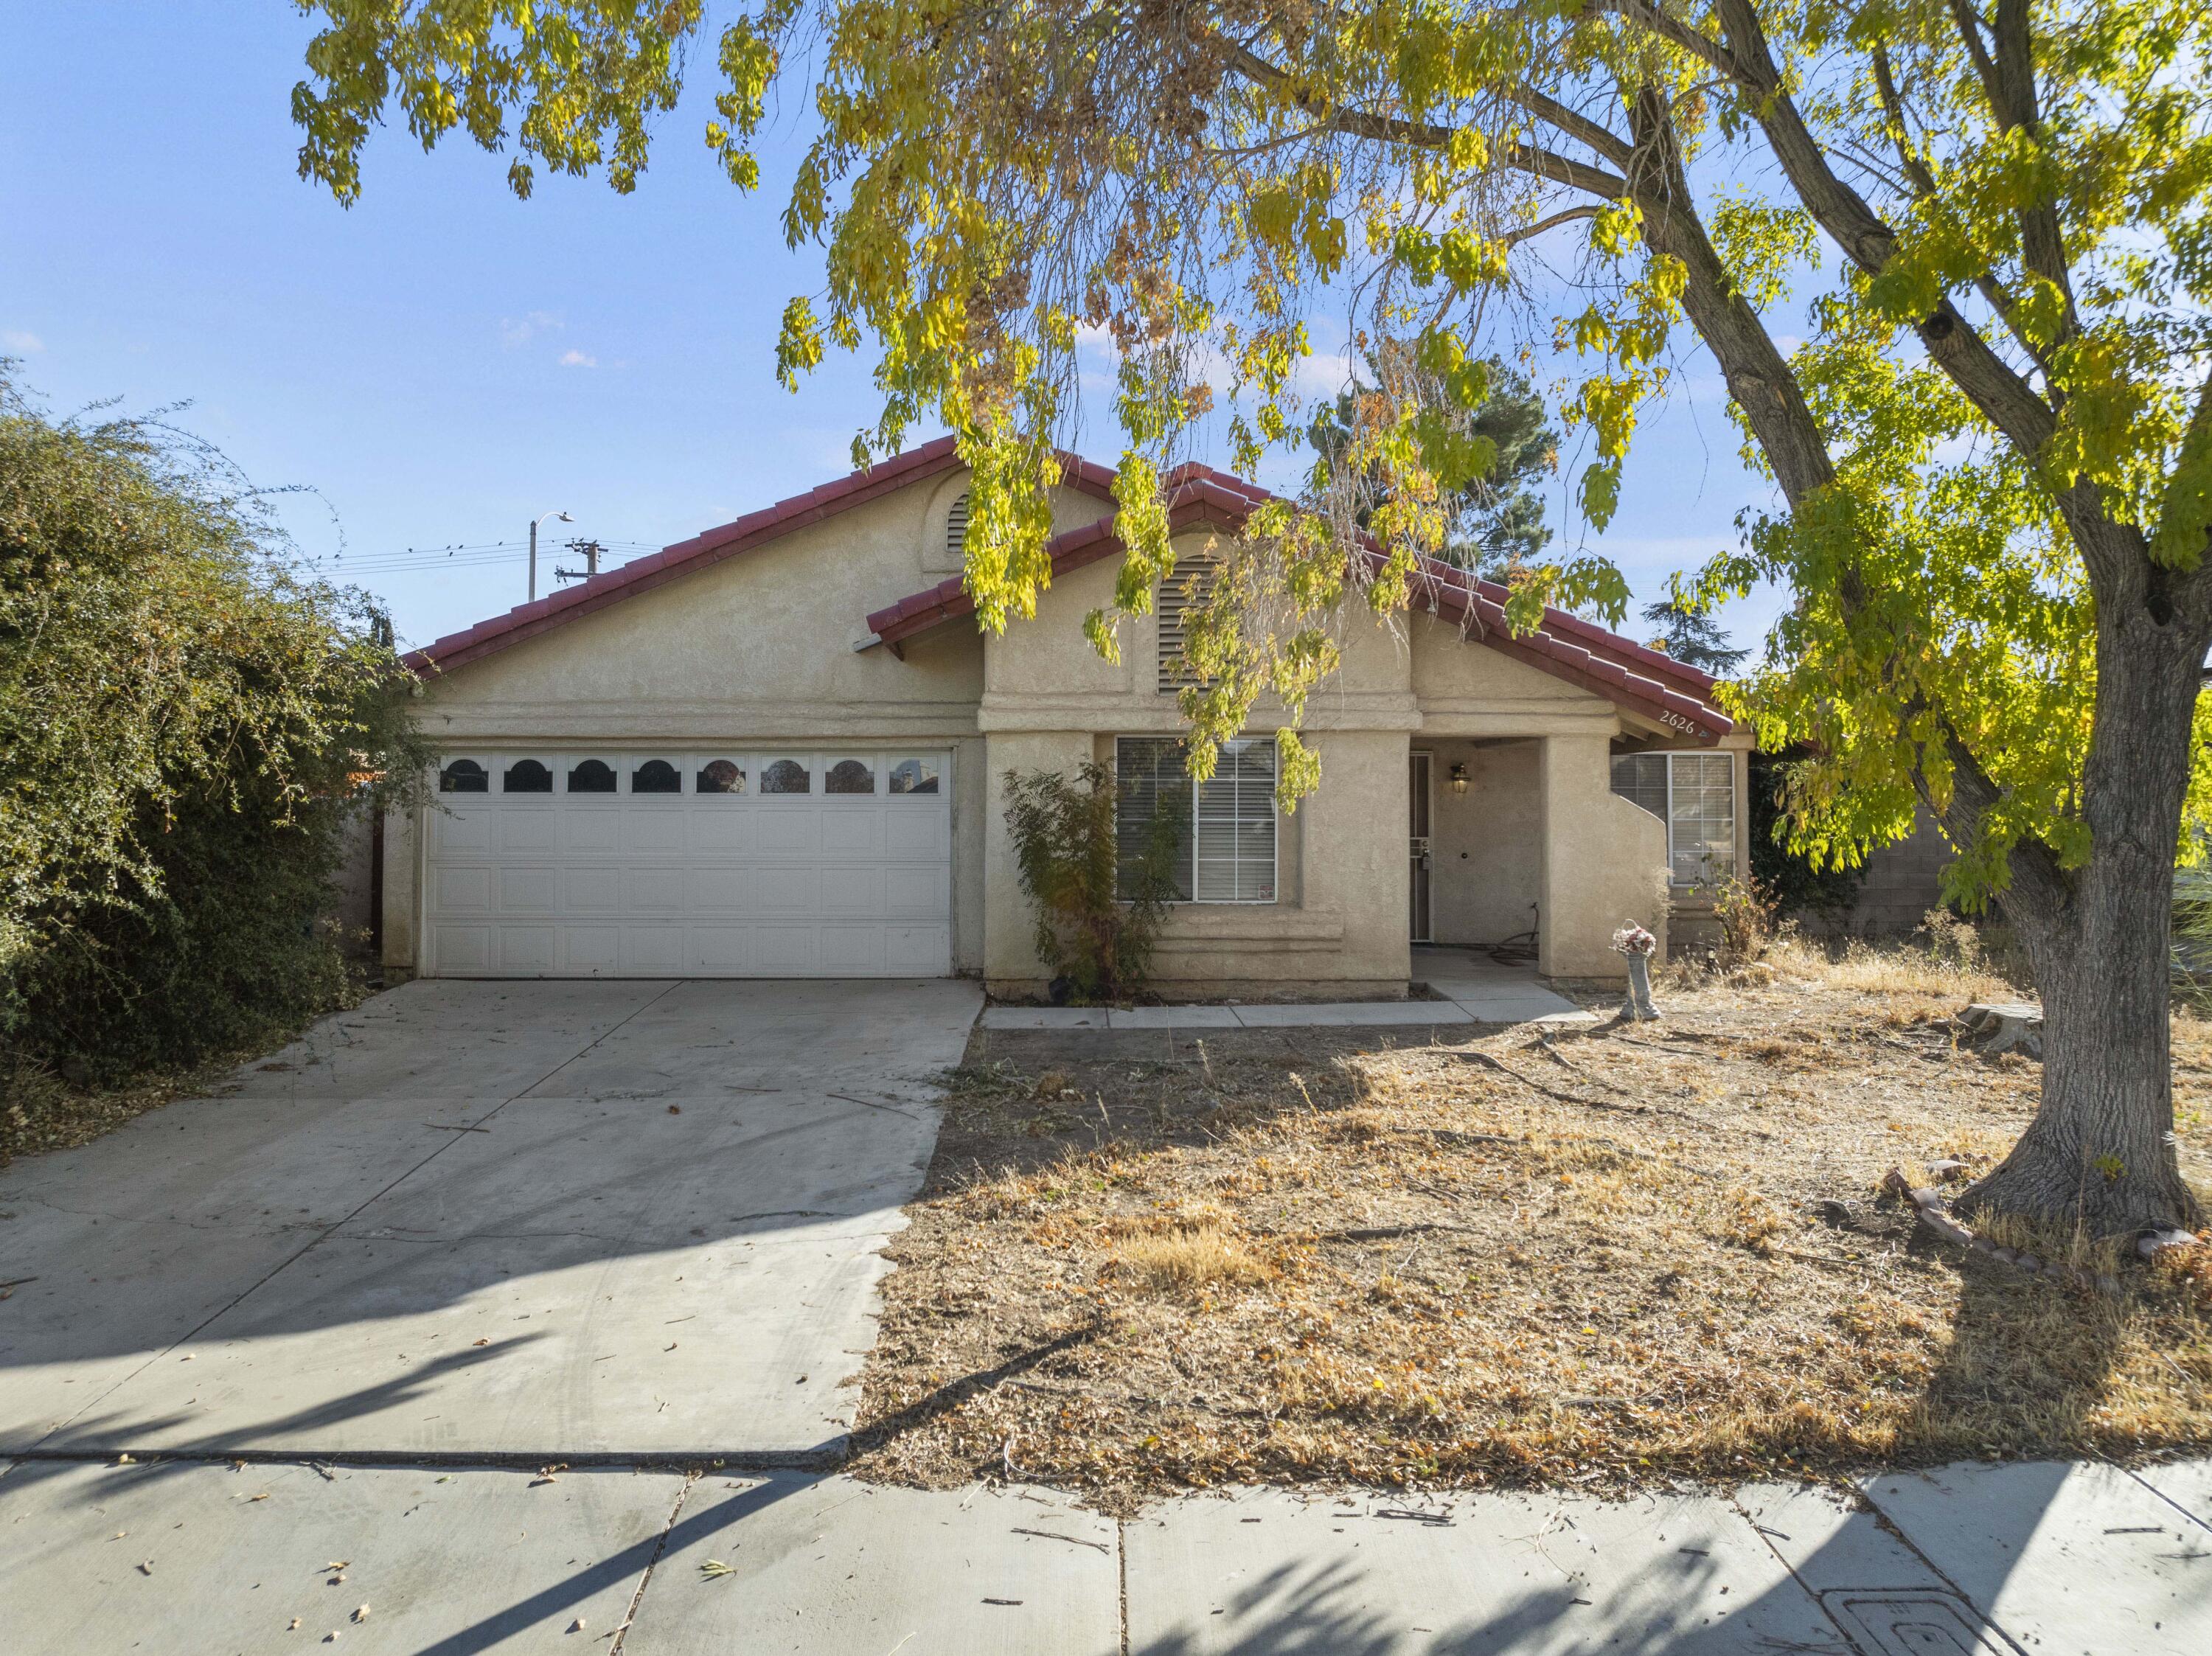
3;1456;2202;1653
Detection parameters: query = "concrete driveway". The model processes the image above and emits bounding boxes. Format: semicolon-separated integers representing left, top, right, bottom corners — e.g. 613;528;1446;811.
0;976;980;1462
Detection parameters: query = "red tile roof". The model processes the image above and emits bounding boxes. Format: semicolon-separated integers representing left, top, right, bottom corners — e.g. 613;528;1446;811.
406;439;1728;739
866;461;1733;740
402;437;1118;676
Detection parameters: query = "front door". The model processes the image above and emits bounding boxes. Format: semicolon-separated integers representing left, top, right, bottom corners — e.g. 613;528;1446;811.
1408;751;1433;943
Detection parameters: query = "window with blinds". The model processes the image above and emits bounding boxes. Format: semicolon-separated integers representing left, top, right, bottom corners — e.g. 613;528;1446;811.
1116;735;1277;903
1610;751;1736;885
1155;554;1218;692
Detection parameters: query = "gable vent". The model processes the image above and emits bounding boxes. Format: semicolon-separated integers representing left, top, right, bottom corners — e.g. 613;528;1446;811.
946;491;970;560
1157;554;1220;691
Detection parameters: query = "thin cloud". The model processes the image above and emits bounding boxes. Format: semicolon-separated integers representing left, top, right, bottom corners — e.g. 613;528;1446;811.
499;310;560;347
557;349;598;369
1;328;44;352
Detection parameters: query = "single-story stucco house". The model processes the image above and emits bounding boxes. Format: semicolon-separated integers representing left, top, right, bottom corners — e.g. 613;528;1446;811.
376;439;1747;997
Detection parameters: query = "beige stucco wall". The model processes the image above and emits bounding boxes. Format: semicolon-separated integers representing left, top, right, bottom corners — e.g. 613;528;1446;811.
1540;733;1672;978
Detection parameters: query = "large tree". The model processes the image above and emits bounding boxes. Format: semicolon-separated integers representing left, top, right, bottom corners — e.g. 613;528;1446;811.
289;1;2212;1239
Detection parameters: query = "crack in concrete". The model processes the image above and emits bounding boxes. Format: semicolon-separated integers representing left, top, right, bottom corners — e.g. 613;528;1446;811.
607;1473;695;1655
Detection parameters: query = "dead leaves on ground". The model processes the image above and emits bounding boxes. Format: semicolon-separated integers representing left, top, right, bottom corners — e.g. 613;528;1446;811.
848;963;2212;1509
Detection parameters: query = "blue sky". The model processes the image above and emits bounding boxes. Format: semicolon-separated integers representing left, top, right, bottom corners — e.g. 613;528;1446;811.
1;2;1780;658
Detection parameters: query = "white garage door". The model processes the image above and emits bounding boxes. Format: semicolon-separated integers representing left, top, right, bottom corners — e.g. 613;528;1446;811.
423;749;953;978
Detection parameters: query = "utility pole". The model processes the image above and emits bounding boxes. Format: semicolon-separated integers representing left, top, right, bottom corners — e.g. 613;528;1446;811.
554;537;606;584
528;507;572;601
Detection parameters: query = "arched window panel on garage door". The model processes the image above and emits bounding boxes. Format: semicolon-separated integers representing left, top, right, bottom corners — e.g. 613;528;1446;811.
760;757;812;795
631;758;684;794
697;758;745;794
567;758;617;793
439;756;489;793
502;758;554;793
825;757;875;795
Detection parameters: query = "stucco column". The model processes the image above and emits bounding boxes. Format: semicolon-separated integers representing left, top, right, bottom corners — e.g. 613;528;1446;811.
380;801;422;980
981;729;1096;991
1539;732;1665;979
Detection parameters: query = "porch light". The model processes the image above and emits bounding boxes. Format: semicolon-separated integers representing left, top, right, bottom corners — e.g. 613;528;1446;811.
1449;762;1469;795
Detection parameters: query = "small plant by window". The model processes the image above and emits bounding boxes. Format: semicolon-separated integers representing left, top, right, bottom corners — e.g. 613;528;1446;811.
632;759;681;794
439;758;487;793
567;759;616;793
1002;761;1187;1003
503;759;553;793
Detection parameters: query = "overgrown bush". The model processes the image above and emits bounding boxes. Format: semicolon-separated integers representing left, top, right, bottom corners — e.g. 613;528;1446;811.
0;372;427;1113
1711;874;1779;966
1002;761;1186;1002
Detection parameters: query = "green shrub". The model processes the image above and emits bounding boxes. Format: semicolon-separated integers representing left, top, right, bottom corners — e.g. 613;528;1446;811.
0;371;428;1096
1002;760;1186;1002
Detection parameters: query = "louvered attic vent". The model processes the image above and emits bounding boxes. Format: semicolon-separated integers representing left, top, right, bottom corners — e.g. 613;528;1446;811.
1157;554;1219;691
946;492;970;559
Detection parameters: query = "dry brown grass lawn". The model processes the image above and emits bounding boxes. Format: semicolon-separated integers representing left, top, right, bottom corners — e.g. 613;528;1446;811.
847;944;2212;1511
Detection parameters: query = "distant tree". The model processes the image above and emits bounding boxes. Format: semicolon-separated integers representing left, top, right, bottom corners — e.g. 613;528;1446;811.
1307;352;1557;580
1641;599;1747;676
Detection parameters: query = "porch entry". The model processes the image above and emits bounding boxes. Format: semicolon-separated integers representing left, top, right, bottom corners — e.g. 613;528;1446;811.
1409;750;1433;943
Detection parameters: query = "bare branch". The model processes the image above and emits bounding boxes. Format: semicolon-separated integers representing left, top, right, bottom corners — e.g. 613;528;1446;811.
1508;86;1632;168
1497;204;1603;246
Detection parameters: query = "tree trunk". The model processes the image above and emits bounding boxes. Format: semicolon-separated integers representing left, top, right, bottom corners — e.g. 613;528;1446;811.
1959;602;2210;1239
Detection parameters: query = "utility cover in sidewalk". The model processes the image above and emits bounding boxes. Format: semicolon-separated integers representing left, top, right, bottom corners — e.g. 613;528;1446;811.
1820;1588;2019;1655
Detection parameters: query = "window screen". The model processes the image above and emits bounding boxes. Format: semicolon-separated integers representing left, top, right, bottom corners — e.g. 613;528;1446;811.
1116;736;1276;902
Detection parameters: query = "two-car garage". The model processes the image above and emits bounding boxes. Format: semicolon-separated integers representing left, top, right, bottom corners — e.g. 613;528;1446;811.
421;748;954;978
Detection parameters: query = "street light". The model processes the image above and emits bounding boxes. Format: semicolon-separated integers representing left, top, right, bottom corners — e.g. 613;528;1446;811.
529;508;572;602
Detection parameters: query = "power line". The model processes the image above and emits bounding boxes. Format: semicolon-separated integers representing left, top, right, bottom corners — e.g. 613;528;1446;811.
313;539;666;579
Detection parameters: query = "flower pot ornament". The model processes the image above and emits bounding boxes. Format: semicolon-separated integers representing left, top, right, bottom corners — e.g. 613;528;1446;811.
1612;922;1660;1022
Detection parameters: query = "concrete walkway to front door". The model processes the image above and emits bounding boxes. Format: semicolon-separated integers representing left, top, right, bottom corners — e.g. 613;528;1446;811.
0;976;981;1464
981;947;1596;1030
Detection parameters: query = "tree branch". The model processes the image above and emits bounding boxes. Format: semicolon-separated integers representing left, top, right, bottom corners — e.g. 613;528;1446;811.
1597;0;1749;86
1708;0;2058;463
1509;86;1632;168
1871;42;2048;373
1217;39;1628;198
1498;203;1603;246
